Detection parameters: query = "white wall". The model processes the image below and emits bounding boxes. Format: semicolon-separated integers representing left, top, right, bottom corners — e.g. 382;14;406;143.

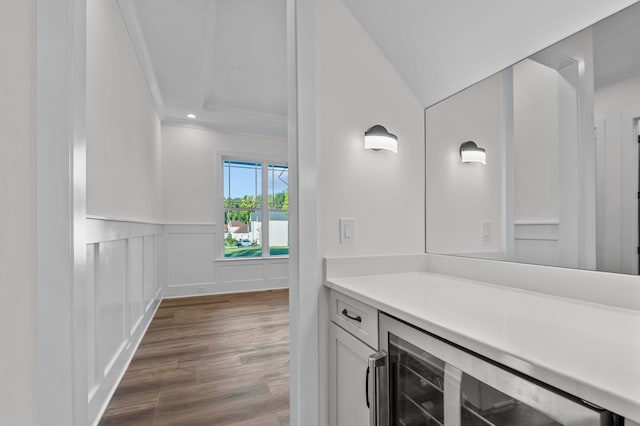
512;59;563;266
161;124;287;224
161;124;288;297
309;0;425;424
87;0;162;223
426;71;505;256
316;0;424;258
513;59;561;222
594;73;640;274
0;3;36;424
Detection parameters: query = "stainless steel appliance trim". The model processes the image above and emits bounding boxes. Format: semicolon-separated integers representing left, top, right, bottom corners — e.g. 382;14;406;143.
368;351;387;426
379;313;608;426
444;363;462;426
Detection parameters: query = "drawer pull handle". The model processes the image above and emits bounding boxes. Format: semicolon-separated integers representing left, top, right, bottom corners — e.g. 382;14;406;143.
342;308;362;322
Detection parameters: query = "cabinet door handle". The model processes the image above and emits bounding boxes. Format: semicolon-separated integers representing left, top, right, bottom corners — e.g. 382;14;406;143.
342;308;362;322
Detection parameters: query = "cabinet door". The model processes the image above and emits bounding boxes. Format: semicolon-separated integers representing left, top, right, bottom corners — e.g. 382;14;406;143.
329;322;374;426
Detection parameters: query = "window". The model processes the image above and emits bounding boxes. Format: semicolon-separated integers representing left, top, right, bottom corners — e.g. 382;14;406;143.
223;159;289;258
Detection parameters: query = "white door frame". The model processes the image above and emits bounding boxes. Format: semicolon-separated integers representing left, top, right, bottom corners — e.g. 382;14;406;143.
287;0;321;424
35;0;87;424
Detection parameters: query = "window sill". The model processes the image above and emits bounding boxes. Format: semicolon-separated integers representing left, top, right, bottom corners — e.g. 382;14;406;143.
214;256;290;263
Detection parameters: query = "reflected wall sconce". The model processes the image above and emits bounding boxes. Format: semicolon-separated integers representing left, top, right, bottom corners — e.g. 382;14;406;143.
364;125;398;153
460;141;486;165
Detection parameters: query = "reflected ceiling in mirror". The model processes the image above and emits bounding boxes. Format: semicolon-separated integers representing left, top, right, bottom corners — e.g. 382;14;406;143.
425;1;640;275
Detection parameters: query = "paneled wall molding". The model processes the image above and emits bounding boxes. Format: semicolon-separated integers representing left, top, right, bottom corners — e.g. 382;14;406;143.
512;220;560;267
163;223;289;298
86;218;162;426
513;220;560;241
87;216;164;243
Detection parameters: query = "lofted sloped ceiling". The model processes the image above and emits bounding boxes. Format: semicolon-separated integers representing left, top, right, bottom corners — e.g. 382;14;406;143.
342;0;639;108
118;0;287;138
593;2;640;89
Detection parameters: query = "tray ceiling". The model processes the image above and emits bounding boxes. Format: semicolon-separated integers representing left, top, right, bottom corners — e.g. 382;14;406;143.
118;0;287;138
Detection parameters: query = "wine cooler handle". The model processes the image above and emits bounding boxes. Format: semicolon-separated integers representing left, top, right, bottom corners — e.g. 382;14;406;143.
368;351;387;426
365;366;370;408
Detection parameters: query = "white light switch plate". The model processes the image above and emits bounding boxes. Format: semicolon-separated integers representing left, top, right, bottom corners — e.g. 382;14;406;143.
481;220;492;241
340;218;355;244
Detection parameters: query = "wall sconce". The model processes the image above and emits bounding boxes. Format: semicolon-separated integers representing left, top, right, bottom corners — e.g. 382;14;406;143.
460;141;486;165
364;125;398;153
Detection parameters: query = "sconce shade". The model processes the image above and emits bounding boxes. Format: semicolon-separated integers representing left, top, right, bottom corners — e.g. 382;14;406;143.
364;125;398;153
460;141;486;165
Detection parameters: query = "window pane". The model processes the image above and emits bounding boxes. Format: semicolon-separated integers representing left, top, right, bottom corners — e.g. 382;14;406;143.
223;209;262;258
268;211;289;256
268;164;288;209
224;160;262;208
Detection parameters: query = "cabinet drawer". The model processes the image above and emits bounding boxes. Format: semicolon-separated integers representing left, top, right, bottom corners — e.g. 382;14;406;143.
330;290;378;348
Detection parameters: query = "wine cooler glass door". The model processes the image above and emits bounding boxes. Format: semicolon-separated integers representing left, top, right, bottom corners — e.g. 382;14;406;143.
380;314;612;426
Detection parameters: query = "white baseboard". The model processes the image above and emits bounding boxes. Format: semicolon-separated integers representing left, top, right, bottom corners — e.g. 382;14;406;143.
90;294;162;426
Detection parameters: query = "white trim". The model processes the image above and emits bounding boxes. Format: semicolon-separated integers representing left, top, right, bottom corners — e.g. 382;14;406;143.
288;0;320;424
35;0;88;424
162;117;288;140
86;217;163;244
86;215;165;225
513;222;560;241
202;101;288;124
164;282;288;298
163;285;288;299
162;221;217;226
90;297;162;426
115;0;166;119
513;220;560;225
201;0;217;111
215;255;290;263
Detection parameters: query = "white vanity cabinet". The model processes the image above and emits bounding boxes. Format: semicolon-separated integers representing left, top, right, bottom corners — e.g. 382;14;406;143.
328;290;379;426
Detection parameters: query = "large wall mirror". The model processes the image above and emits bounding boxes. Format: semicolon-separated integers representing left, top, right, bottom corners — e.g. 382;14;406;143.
426;1;640;275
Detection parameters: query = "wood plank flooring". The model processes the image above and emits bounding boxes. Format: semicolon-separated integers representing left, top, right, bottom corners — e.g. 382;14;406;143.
99;289;290;426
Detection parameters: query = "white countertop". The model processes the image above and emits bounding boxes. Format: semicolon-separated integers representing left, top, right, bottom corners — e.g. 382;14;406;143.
324;269;640;422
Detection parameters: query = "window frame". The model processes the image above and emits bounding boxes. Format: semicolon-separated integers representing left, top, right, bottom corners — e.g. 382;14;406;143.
218;153;289;260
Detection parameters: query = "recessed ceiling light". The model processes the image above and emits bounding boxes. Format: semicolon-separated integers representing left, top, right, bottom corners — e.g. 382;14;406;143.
186;113;197;119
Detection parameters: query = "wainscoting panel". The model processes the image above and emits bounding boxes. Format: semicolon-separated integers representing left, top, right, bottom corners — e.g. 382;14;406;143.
513;221;560;267
163;224;289;298
87;218;162;426
266;259;290;280
96;239;127;379
143;235;157;310
217;261;264;283
166;226;216;288
127;237;144;335
86;244;97;399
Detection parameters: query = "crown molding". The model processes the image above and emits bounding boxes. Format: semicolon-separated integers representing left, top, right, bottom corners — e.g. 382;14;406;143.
116;0;167;119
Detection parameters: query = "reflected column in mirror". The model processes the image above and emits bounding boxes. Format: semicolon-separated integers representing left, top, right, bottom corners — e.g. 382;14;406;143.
425;1;640;275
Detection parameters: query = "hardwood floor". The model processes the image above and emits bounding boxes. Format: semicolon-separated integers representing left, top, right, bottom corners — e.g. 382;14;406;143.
99;289;290;426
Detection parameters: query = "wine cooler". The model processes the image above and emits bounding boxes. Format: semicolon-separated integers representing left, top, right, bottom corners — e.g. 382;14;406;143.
369;313;618;426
